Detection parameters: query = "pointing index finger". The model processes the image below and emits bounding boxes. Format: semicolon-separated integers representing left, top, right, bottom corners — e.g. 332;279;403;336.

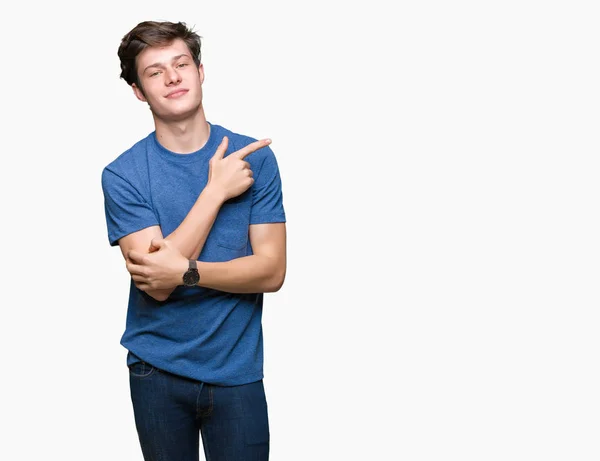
212;136;229;160
235;138;271;160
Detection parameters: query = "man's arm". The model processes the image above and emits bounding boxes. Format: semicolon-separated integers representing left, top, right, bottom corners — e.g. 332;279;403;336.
117;136;270;301
127;222;287;294
197;222;286;293
117;183;222;301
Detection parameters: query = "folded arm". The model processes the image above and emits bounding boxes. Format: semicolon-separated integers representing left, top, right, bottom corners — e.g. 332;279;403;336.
197;222;286;293
118;185;223;301
126;222;286;295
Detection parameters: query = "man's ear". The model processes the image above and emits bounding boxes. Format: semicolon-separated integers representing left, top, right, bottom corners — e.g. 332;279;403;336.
132;83;147;102
198;63;205;85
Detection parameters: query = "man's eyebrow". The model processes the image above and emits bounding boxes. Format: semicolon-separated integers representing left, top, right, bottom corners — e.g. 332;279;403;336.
143;54;191;73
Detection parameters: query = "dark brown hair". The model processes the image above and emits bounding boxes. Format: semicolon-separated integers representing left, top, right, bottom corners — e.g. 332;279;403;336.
117;21;202;88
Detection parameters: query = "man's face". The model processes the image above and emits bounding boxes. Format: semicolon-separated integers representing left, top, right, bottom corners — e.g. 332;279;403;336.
133;38;204;121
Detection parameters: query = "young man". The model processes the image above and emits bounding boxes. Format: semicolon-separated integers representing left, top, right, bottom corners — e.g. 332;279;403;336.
101;20;286;461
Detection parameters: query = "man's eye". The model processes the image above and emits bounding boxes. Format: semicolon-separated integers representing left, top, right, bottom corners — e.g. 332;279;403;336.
149;71;161;77
177;63;188;68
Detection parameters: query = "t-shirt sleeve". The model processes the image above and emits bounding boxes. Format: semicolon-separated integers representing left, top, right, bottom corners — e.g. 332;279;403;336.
101;167;160;246
250;147;286;225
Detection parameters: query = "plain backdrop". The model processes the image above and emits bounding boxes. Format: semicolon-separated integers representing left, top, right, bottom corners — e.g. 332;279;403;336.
1;0;599;460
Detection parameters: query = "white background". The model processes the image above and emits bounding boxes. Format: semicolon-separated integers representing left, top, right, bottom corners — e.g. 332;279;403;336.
1;0;599;460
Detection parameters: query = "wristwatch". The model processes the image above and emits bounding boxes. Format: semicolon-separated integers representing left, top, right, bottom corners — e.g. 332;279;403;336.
182;259;200;287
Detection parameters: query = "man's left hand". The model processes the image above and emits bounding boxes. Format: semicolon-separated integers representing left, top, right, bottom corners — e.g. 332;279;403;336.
127;239;188;291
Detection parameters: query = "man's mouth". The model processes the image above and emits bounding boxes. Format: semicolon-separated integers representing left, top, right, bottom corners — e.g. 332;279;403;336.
166;89;189;99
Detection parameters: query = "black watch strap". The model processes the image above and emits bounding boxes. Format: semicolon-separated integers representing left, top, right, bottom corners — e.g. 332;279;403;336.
183;259;200;286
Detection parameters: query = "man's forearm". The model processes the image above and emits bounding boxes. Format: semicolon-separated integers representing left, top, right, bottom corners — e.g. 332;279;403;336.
197;254;285;294
165;185;224;260
142;186;224;301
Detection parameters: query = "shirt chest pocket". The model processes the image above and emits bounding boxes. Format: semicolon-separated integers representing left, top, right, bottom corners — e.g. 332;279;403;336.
201;199;251;262
216;225;248;251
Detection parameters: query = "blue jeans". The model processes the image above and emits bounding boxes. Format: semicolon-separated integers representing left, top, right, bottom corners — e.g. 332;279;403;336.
129;361;270;461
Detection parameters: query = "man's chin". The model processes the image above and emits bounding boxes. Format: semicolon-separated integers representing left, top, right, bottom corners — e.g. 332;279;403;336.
152;104;203;123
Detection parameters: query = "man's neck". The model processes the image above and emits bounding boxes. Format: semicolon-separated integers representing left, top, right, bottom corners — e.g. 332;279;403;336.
154;109;211;154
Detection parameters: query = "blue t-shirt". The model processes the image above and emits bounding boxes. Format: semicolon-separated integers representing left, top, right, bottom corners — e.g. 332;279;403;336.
101;122;286;386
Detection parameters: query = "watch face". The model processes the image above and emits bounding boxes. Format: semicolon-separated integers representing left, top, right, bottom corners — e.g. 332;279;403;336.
183;269;200;286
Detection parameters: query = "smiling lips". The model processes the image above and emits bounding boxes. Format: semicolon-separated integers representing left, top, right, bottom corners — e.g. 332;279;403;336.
166;89;188;99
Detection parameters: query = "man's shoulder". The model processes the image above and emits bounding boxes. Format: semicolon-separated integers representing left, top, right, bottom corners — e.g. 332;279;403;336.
212;123;254;143
102;133;153;178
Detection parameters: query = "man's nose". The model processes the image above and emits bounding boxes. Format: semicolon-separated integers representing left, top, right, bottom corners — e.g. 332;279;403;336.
165;67;181;85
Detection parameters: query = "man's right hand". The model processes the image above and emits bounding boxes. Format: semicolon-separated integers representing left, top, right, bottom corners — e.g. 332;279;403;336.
207;136;272;202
